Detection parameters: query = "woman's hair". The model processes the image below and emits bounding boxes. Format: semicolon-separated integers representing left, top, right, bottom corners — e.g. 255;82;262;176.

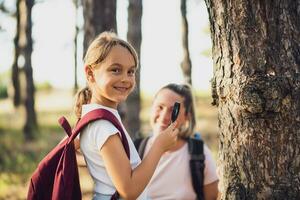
157;83;197;139
74;31;138;119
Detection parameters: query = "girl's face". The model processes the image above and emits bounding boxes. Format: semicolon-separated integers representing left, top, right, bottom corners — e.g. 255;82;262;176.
150;88;187;135
87;45;136;108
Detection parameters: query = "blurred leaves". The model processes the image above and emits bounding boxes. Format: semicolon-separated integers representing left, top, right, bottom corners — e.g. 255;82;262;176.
0;70;10;99
201;48;212;57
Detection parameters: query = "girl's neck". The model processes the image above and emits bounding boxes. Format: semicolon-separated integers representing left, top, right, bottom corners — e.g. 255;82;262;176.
90;96;118;109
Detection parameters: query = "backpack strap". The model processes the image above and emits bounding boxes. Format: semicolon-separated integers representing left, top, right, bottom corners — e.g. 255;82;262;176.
134;136;150;159
58;116;72;137
58;108;130;158
188;136;205;200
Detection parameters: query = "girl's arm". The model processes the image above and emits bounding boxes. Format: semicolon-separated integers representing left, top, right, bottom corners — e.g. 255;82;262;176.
100;122;178;200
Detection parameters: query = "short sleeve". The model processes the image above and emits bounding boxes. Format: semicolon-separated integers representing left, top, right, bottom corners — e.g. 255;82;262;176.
88;119;120;150
203;145;219;185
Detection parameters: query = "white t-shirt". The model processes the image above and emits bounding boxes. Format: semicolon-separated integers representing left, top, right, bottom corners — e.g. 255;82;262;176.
144;136;218;200
79;104;147;200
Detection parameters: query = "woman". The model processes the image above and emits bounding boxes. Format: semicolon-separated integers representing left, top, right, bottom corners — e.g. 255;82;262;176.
135;83;219;200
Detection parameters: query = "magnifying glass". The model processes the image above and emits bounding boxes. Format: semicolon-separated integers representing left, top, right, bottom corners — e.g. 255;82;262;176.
171;102;180;123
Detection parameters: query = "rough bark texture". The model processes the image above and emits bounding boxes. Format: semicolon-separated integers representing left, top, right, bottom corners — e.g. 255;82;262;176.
23;0;37;140
11;0;21;107
126;0;142;138
180;0;192;85
204;0;300;199
82;0;117;55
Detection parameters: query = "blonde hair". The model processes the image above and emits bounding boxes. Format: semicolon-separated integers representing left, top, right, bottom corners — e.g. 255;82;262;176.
74;31;138;119
156;83;197;139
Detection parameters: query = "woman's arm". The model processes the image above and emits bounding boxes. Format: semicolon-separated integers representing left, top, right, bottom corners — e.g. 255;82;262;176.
100;123;178;200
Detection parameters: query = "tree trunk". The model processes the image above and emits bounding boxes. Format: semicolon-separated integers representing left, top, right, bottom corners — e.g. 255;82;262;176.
125;0;142;138
82;0;117;55
73;0;79;94
180;0;192;85
205;0;300;199
11;0;21;107
23;0;37;140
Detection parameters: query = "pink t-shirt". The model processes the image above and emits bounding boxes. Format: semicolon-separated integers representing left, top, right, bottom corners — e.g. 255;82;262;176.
144;137;218;200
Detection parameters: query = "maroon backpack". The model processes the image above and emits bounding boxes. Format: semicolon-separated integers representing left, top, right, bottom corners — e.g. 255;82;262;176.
27;108;130;200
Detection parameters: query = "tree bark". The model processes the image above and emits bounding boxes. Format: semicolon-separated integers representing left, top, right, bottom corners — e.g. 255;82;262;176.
11;0;21;107
73;0;79;94
180;0;192;85
23;0;37;140
126;0;142;138
204;0;300;199
82;0;117;55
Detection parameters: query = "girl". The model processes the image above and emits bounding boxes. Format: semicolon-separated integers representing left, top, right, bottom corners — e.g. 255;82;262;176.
75;32;179;200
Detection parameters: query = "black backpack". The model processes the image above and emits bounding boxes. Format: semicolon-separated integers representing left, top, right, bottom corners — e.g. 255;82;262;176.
134;135;205;200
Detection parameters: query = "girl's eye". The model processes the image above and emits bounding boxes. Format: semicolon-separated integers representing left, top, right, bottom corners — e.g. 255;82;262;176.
112;68;121;73
128;69;136;76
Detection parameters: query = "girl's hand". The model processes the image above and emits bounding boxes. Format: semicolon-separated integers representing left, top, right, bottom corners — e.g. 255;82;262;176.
154;122;179;153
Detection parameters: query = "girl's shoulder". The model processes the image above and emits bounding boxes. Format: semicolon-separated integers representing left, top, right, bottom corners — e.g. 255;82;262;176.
82;103;120;117
88;118;118;130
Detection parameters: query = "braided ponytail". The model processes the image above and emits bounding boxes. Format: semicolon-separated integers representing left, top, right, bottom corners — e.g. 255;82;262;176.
74;87;92;119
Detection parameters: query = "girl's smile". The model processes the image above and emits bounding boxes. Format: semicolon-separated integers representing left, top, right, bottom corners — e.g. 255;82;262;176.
113;85;132;92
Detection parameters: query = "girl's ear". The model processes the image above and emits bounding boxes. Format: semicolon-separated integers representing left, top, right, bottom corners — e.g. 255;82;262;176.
85;65;95;82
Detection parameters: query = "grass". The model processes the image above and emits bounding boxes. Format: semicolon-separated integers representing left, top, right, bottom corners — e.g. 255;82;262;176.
0;89;219;200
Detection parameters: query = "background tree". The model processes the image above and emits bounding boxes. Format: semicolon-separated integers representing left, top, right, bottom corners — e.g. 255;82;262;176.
125;0;142;138
204;0;300;199
11;0;21;107
73;0;80;93
1;0;37;140
180;0;192;85
82;0;117;55
23;0;36;140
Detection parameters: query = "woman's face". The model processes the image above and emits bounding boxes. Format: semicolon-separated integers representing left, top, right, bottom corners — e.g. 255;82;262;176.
150;88;187;135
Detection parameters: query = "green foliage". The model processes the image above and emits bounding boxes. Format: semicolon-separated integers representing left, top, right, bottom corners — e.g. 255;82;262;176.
0;84;8;99
0;126;64;174
0;70;9;99
200;48;212;57
36;81;53;91
202;24;211;35
0;108;69;197
0;125;64;199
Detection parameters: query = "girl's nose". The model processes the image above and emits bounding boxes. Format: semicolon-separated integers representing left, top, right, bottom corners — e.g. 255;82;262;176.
121;73;134;83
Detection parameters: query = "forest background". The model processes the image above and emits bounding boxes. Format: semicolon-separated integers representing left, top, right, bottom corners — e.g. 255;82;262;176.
0;0;218;199
3;0;299;199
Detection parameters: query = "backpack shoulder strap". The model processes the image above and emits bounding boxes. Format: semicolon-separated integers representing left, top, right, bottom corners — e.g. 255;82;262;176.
59;108;130;159
188;136;205;200
134;136;150;159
